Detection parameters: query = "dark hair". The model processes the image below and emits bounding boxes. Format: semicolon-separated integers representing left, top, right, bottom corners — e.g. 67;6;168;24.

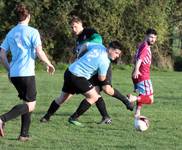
109;41;123;50
146;28;157;35
15;3;30;22
69;15;82;25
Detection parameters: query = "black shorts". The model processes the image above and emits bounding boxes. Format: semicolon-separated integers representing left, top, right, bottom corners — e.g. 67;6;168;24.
89;64;112;88
11;76;37;102
62;69;94;94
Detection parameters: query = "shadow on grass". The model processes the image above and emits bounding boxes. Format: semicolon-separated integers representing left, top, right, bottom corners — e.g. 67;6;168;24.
6;137;18;141
155;96;181;101
34;110;90;117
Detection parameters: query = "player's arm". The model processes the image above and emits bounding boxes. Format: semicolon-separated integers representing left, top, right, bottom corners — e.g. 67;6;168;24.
132;43;147;79
98;74;115;96
36;45;55;74
72;43;88;59
77;43;88;58
76;33;102;58
132;59;142;79
0;48;10;72
97;59;109;85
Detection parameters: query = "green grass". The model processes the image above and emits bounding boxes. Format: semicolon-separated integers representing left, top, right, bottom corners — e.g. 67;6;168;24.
0;69;182;150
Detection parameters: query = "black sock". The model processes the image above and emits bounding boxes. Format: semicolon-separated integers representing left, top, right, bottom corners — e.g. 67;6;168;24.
44;100;60;119
96;97;110;118
113;88;130;107
70;99;91;120
20;112;31;137
0;104;29;122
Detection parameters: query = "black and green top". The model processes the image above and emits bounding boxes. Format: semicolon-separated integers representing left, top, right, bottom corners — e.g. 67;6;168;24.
74;28;103;58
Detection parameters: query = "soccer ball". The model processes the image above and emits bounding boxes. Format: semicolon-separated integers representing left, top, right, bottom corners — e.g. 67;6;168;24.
134;116;149;132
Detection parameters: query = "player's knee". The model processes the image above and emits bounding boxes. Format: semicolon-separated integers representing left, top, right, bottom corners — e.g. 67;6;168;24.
86;94;99;105
102;85;113;95
85;92;100;104
87;93;100;100
86;97;98;105
56;96;65;105
27;101;36;112
150;96;154;104
150;98;154;104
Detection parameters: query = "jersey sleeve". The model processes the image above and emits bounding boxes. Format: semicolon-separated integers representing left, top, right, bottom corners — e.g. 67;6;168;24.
31;29;42;48
98;56;110;76
137;43;148;61
78;28;103;44
88;33;102;44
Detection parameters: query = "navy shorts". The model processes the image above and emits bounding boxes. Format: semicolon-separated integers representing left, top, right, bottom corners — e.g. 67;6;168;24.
11;76;37;102
62;69;94;94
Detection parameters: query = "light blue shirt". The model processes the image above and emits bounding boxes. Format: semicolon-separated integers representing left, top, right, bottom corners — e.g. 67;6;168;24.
0;24;41;77
69;43;110;79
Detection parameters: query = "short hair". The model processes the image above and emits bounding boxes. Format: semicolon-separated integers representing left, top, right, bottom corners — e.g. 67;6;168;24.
69;15;83;25
15;3;30;22
109;41;123;51
146;28;157;35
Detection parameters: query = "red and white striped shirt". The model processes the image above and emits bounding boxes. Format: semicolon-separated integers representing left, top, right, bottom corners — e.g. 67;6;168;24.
133;41;151;83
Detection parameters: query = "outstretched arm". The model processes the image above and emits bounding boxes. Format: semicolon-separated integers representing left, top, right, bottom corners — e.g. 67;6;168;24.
36;45;55;74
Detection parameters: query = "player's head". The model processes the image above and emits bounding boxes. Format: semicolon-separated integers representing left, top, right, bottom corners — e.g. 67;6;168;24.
15;3;30;22
145;28;157;45
70;16;84;36
107;41;123;61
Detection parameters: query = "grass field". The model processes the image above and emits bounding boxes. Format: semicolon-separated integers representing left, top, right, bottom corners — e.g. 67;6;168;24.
0;69;182;150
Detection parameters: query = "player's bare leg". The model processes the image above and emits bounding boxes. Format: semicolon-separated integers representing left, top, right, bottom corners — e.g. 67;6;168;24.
135;104;142;118
127;94;141;117
127;94;137;102
0;119;5;137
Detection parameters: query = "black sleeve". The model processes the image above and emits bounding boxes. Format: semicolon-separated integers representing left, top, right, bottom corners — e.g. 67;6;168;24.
77;28;98;43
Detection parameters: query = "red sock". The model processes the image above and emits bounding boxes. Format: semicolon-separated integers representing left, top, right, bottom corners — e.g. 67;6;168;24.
137;101;143;107
137;95;152;104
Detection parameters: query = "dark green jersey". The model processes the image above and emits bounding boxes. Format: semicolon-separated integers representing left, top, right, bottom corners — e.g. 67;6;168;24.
74;28;103;57
76;28;102;45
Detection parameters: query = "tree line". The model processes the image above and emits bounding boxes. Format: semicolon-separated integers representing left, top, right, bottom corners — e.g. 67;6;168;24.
0;0;181;70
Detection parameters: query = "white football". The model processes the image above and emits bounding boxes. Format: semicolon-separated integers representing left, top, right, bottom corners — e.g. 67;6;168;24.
134;116;149;131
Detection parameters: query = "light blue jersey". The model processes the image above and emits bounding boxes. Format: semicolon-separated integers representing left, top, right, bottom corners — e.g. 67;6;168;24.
69;43;110;79
0;24;41;77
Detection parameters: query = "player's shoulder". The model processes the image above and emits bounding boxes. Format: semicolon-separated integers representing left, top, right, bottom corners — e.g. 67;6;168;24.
7;25;36;36
27;26;39;33
83;28;98;34
138;41;148;50
87;42;105;50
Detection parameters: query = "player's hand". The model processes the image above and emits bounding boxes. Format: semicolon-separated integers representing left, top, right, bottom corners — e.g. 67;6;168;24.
46;64;55;75
132;70;141;79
